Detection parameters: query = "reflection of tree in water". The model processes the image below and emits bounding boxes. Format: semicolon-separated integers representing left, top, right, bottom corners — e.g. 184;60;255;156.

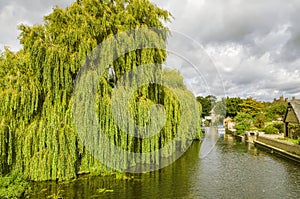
200;127;219;159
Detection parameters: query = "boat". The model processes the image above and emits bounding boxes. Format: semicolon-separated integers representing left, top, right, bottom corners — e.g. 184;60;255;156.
217;125;225;137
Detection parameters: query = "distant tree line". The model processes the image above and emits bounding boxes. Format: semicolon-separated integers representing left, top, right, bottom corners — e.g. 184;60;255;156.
196;95;288;134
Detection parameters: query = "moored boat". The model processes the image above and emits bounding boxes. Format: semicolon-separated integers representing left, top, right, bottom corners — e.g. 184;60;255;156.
217;125;225;136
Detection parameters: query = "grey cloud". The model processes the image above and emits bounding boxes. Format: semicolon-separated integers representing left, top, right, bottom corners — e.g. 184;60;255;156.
151;0;300;100
265;79;300;91
276;1;300;62
224;65;300;100
154;0;300;62
170;0;289;41
280;32;300;62
0;0;74;51
1;0;299;101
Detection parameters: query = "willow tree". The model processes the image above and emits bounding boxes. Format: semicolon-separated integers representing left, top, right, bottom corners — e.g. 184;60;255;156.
0;0;201;181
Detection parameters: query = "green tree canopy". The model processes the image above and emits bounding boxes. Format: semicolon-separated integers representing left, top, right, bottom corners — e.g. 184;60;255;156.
233;112;253;134
196;95;215;118
224;97;243;118
265;102;287;122
0;0;200;182
239;97;263;117
214;98;226;117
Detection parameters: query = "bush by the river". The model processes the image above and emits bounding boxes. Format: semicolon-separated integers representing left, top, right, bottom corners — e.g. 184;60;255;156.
264;125;279;134
272;122;284;134
234;112;253;135
0;175;29;199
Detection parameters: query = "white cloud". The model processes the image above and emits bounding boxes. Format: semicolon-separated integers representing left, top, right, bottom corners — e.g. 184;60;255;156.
151;0;300;101
0;0;73;51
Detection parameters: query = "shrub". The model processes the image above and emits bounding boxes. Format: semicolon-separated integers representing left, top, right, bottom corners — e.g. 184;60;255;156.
272;122;284;133
234;112;253;134
235;122;248;135
0;175;29;199
254;113;265;129
264;125;279;134
288;124;300;139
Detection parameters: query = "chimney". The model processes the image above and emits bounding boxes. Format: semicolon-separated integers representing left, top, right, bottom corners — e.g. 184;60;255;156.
280;96;284;102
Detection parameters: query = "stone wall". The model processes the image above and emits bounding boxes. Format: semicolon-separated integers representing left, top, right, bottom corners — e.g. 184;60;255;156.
257;136;300;155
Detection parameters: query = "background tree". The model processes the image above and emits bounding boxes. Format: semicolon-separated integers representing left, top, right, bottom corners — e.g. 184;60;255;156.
265;102;287;122
206;95;217;106
196;95;216;118
254;113;265;129
218;96;288;134
233;112;253;134
239;97;263;117
213;99;226;125
225;97;242;118
214;98;226;117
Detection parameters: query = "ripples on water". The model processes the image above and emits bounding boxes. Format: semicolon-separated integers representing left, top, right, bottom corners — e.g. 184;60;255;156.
29;128;300;199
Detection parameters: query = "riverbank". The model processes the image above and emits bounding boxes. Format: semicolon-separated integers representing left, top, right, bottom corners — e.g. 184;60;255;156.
0;175;29;198
226;128;300;163
254;134;300;163
254;140;300;164
0;170;139;198
25;132;300;199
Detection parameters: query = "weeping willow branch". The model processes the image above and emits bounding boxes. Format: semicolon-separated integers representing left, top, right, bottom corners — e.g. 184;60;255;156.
0;0;201;181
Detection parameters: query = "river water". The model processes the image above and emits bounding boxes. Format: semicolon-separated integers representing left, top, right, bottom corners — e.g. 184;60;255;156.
29;127;300;198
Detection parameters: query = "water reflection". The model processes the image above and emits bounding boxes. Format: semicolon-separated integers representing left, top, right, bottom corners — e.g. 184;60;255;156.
29;127;300;199
200;127;219;159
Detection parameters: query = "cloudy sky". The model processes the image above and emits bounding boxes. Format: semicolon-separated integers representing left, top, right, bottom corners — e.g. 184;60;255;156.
1;0;300;101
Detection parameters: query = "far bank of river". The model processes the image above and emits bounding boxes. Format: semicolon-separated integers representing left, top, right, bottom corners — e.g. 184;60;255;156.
28;127;300;198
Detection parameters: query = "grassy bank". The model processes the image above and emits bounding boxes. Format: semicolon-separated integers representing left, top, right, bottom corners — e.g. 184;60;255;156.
277;137;300;145
0;175;29;199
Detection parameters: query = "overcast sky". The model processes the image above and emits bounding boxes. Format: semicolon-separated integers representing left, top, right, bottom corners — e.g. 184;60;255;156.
1;0;300;101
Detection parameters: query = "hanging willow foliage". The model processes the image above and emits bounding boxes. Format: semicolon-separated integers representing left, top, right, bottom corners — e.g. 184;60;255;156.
0;0;201;181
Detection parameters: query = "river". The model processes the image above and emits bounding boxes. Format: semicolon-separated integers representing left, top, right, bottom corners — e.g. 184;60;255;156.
28;127;300;198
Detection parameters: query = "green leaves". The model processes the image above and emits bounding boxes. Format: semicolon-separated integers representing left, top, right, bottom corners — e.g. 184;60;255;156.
234;112;253;134
196;95;214;118
0;0;198;181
